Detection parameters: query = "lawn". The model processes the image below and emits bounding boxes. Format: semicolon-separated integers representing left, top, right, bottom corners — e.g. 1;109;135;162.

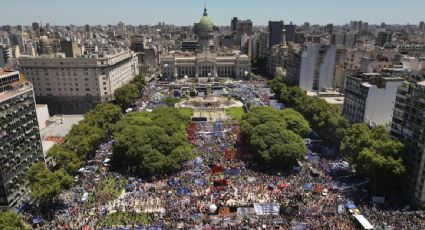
88;178;125;205
97;212;151;227
225;107;245;121
178;108;194;118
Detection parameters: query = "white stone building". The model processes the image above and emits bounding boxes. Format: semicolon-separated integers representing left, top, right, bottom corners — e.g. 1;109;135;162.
18;49;139;114
343;73;403;126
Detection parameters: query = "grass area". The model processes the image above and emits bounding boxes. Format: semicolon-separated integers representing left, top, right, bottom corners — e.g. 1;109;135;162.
97;212;151;227
225;107;245;121
178;108;194;117
88;178;125;205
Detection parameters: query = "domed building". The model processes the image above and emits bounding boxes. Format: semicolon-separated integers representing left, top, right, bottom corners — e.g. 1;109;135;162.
160;7;251;79
196;8;215;51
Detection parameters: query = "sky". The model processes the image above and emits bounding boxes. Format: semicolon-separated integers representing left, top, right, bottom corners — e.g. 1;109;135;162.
1;0;424;26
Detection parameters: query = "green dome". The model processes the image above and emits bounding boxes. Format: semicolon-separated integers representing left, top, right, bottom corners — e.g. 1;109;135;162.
199;8;213;32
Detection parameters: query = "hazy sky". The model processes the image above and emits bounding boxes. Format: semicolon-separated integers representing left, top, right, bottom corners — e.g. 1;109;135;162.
2;0;424;26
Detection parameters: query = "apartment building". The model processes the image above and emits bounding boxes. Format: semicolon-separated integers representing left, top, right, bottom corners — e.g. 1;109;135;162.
0;69;44;208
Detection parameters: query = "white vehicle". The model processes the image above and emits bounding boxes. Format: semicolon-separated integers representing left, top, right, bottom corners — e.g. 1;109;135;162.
81;192;89;202
322;188;329;196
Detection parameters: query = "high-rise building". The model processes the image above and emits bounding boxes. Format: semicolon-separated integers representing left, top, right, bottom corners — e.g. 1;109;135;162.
303;22;310;32
268;21;284;49
326;23;334;34
32;22;39;31
299;44;336;91
60;39;81;58
419;21;425;31
376;31;392;47
8;34;25;54
0;69;44;208
18;49;139;114
391;79;425;205
284;23;296;43
343;73;403;126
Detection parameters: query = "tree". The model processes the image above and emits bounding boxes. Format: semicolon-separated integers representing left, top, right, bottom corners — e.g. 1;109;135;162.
114;83;140;110
112;108;194;178
356;148;406;194
340;123;373;162
281;109;312;137
27;163;62;206
84;103;122;132
131;74;145;91
48;144;83;175
67;122;105;159
249;121;307;168
0;210;29;230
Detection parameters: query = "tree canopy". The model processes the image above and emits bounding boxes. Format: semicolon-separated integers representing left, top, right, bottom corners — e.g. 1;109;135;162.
114;83;140;110
27;163;73;207
240;107;308;169
0;210;29;230
112;108;194;178
269;77;347;147
340;124;406;194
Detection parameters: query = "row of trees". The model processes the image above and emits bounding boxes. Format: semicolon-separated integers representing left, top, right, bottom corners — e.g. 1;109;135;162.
27;103;123;210
114;74;145;110
269;77;406;195
240;107;309;169
112;107;195;178
269;77;348;147
24;74;145;214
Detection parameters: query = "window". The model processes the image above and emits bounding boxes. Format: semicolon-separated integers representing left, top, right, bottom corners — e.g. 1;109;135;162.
76;88;79;91
70;88;73;92
85;88;91;91
103;87;107;90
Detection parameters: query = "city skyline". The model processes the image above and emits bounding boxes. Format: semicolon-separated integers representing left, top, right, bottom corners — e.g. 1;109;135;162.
1;0;425;26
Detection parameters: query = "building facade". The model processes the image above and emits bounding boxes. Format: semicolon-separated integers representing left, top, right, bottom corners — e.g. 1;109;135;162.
391;80;425;205
299;44;336;91
268;21;284;49
0;70;44;208
161;51;250;78
18;49;139;114
343;73;403;126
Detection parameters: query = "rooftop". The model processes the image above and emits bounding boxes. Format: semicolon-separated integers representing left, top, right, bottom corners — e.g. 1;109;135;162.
40;114;84;139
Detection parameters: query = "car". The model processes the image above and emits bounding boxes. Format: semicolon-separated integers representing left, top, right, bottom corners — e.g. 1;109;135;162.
322;188;329;196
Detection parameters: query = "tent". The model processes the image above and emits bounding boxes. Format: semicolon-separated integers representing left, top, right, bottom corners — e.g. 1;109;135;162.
267;183;275;190
253;203;280;216
345;200;356;209
125;183;135;192
211;165;224;173
303;183;313;191
32;217;44;226
194;178;204;186
278;182;287;189
176;187;188;195
224;168;241;176
214;179;228;186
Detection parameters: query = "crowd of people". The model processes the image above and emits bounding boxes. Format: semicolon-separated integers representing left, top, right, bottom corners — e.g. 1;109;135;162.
23;80;425;229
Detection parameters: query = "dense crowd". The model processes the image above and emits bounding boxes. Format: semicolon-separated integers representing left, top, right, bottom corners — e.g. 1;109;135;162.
26;119;425;230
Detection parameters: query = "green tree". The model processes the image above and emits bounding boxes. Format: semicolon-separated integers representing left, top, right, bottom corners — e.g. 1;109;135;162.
48;144;83;175
281;108;312;136
340;123;373;162
0;210;29;230
67;122;105;159
131;74;145;91
249;121;307;168
356;148;406;194
112;108;194;178
84;103;122;132
114;83;140;109
27;163;62;206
